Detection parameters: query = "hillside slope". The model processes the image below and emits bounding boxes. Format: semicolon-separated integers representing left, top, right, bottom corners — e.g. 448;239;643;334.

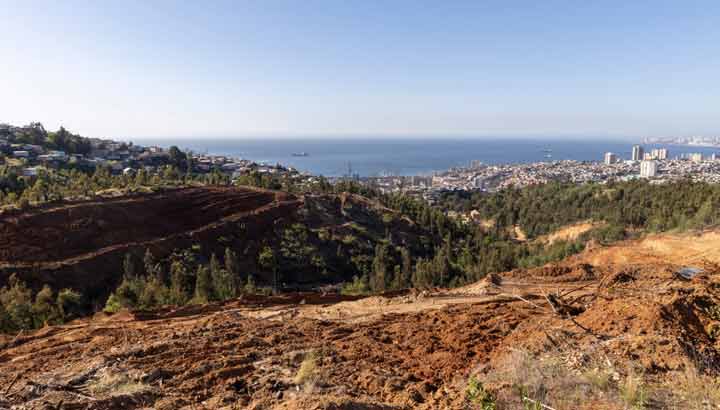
0;187;433;306
1;231;719;409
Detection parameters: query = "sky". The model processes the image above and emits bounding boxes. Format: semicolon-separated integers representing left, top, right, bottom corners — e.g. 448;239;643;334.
1;0;719;139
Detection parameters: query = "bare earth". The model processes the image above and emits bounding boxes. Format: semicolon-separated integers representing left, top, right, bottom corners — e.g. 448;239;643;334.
1;230;720;409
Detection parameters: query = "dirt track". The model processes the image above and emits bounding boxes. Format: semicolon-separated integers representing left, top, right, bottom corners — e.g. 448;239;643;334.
2;231;720;409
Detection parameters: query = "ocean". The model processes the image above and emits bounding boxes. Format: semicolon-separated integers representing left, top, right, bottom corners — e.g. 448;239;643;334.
132;137;720;177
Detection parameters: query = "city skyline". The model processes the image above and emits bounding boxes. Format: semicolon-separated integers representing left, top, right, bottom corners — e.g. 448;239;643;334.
2;1;720;139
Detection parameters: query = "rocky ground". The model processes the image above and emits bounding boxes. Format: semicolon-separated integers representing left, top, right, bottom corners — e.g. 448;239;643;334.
2;231;720;409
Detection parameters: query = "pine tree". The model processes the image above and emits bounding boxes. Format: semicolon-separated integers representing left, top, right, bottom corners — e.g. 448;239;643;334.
370;244;387;292
224;247;240;282
209;253;235;300
399;246;413;287
194;265;213;303
143;248;156;277
168;260;191;305
123;252;138;279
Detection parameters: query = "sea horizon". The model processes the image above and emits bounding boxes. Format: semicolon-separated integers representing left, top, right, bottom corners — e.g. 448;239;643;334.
132;137;720;178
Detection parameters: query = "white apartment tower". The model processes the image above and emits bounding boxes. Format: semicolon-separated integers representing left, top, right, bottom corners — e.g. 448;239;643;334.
650;148;668;160
640;160;657;178
604;152;617;165
631;145;644;161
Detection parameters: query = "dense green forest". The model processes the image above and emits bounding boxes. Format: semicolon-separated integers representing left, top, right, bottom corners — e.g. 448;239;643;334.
439;179;720;236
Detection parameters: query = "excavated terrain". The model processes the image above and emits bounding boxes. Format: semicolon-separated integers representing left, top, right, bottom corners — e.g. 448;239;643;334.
0;188;429;305
2;231;720;409
0;187;299;301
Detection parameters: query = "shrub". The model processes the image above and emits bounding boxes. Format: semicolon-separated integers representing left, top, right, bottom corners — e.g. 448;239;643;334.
56;288;82;321
32;285;59;326
0;274;33;331
341;275;370;296
465;376;496;410
619;371;647;410
294;350;319;386
103;293;122;313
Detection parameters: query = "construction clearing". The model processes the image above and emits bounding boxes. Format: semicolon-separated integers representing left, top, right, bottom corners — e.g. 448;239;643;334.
1;229;720;409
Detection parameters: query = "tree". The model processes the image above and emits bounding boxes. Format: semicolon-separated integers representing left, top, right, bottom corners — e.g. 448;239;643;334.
123;252;139;279
244;274;257;295
370;244;388;292
139;277;168;308
32;285;59;327
56;288;82;321
259;246;279;293
211;253;236;301
114;276;141;308
280;224;315;273
194;265;213;303
168;260;192;305
399;246;413;288
224;247;241;285
144;249;157;277
0;274;33;331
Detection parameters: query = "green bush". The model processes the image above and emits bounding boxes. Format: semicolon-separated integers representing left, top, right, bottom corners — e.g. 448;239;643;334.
466;376;496;410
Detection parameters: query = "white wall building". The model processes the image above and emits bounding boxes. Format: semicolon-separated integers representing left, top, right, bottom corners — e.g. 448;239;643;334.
649;148;668;160
689;153;703;163
604;152;617;165
631;145;644;161
640;160;657;178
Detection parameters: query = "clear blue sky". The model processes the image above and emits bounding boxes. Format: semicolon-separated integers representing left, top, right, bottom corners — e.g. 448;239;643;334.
1;0;719;139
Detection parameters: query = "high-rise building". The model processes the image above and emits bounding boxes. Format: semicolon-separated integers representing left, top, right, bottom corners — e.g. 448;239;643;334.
604;152;617;165
649;148;668;160
631;145;644;161
690;153;703;163
640;160;657;178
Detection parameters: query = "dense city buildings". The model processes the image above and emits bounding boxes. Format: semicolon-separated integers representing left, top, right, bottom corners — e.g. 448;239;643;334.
360;143;720;200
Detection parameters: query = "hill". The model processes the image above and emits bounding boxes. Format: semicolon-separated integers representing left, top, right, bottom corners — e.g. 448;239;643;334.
1;230;719;409
0;186;435;309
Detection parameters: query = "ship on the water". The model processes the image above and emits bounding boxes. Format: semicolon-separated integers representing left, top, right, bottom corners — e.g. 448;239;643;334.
291;152;309;157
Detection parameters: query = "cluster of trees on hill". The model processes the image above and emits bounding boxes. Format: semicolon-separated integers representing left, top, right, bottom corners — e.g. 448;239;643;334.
1;123;93;155
0;164;231;209
105;247;255;312
0;275;82;333
7;168;720;331
440;179;720;236
333;179;720;290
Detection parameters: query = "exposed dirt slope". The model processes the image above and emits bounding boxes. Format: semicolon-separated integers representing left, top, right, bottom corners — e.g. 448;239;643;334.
2;230;720;409
0;187;300;301
538;220;603;244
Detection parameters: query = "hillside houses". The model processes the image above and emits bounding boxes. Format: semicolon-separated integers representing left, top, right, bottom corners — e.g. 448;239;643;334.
0;123;309;185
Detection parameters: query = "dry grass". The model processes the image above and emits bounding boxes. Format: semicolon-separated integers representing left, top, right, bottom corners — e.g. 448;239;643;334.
294;350;320;388
87;370;149;397
619;370;647;410
667;368;720;410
